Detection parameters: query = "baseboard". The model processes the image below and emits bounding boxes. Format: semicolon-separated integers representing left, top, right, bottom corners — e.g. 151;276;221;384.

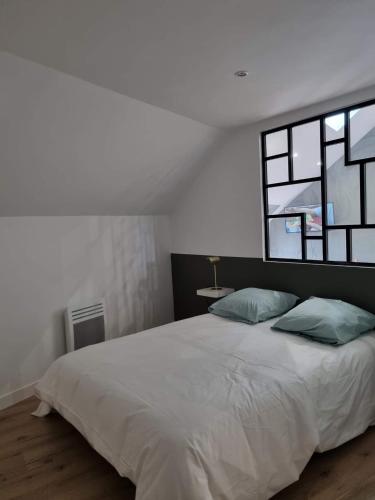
0;381;38;411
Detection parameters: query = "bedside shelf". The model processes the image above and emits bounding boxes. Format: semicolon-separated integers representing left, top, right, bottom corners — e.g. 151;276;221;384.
196;287;234;299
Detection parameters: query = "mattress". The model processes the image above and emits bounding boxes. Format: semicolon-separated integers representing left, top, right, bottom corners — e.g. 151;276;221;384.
34;313;375;500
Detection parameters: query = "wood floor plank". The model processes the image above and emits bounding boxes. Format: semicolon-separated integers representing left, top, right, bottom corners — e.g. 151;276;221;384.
0;397;373;499
273;426;375;500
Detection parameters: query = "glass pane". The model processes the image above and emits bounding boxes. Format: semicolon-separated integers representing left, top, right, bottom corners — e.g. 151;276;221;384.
266;157;288;185
366;162;375;224
328;229;346;261
326;144;360;225
352;229;375;264
306;239;323;261
325;113;345;141
292;120;321;180
268;217;301;260
267;181;322;234
265;129;287;157
350;104;375;162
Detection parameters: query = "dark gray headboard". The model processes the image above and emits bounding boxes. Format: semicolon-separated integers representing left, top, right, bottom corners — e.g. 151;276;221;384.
171;253;375;320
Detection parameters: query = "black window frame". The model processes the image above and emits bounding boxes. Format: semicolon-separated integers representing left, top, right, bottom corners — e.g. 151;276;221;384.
261;96;375;267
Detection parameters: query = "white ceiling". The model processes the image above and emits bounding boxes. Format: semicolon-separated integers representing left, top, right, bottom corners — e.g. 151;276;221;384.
1;0;375;128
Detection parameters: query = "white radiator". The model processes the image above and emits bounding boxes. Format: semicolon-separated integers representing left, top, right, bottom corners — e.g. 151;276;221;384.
64;299;107;352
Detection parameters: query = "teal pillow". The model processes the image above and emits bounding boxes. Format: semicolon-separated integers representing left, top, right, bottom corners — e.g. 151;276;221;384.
272;296;375;345
208;287;299;324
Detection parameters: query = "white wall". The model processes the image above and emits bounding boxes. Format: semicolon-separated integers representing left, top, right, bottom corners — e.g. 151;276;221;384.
0;51;221;215
171;84;375;257
0;216;173;408
171;127;263;257
0;51;221;409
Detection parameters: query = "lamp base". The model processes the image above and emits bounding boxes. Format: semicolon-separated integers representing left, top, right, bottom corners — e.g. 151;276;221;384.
210;286;223;290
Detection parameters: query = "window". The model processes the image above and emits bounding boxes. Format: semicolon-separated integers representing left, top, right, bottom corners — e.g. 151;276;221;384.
261;98;375;267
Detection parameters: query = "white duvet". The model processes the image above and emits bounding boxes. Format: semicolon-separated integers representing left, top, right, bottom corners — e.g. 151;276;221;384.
34;314;375;500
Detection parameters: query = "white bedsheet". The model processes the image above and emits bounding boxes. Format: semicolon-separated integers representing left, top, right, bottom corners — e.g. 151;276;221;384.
34;314;375;500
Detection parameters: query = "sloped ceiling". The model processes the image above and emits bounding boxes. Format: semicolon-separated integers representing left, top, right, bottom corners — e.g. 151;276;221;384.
1;0;375;127
0;52;222;215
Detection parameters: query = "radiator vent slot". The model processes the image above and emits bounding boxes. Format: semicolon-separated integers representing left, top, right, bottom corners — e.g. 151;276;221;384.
65;299;107;352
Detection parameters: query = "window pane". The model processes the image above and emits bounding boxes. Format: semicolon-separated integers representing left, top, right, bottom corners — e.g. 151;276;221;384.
325;113;345;141
366;162;375;224
268;217;301;260
306;240;323;260
266;156;289;185
267;184;305;215
265;129;287;157
306;239;323;261
292;120;321;180
352;229;375;264
350;105;375;162
326;144;360;225
327;229;346;261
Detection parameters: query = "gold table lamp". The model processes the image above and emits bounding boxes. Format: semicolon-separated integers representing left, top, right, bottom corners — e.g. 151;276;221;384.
207;256;222;290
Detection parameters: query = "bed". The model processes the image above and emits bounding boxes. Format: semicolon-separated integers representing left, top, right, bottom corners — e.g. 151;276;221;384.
34;313;375;500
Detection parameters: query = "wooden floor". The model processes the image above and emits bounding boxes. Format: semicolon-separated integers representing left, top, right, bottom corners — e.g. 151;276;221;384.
0;398;374;500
